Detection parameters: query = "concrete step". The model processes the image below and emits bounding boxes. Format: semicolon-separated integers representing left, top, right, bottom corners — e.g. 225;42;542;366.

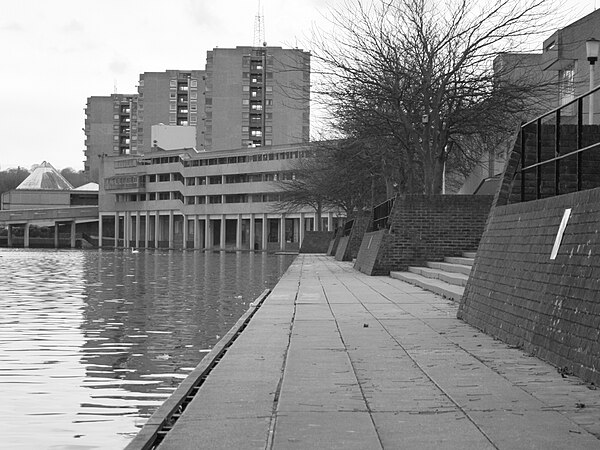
426;261;473;276
390;271;464;302
408;266;469;287
463;252;477;259
445;256;475;266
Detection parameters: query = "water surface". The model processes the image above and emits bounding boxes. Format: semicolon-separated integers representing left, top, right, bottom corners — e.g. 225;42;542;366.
0;249;294;449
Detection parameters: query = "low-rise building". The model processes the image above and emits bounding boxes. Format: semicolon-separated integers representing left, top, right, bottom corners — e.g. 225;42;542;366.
99;143;341;251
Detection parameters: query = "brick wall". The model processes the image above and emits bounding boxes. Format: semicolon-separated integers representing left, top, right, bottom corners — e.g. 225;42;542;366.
335;213;371;262
300;231;334;253
459;187;600;385
354;195;492;275
458;124;600;385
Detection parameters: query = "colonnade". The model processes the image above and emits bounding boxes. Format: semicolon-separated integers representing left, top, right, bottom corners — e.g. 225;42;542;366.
99;211;337;251
5;221;78;248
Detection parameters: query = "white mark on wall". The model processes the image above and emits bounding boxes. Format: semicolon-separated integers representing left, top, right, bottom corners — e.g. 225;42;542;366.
550;208;572;260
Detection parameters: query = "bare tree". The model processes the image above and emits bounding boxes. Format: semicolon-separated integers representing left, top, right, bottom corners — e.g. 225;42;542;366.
274;141;387;227
311;0;558;194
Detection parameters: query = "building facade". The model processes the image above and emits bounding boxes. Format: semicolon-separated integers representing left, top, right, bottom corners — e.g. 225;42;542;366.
84;46;310;181
98;143;340;251
84;94;137;181
459;9;600;194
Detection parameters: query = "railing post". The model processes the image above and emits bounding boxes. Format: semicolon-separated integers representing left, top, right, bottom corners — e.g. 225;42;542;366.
577;98;583;191
555;110;561;196
536;118;542;200
521;125;526;202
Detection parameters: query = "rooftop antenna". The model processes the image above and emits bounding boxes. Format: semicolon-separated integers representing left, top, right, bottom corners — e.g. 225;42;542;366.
113;79;118;94
253;0;266;47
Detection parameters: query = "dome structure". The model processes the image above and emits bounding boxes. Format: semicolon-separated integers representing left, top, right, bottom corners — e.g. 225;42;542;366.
16;162;74;190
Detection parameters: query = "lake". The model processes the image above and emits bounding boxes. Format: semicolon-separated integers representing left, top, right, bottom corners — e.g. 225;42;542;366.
0;248;295;449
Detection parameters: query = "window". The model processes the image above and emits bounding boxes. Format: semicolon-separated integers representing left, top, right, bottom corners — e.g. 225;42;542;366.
209;175;222;184
186;196;196;205
149;193;156;201
190;91;197;99
242;99;250;106
113;114;119;120
170;80;177;87
197;196;206;204
190;79;197;88
242;126;249;132
243;85;250;92
559;63;575;108
170;92;176;99
209;195;222;204
159;192;170;200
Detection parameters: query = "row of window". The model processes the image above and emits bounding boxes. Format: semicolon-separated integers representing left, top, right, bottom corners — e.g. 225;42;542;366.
138;170;295;185
116;192;282;204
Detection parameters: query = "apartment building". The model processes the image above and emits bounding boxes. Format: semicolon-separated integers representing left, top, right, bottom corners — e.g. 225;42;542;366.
99;143;340;251
84;46;310;181
84;94;136;181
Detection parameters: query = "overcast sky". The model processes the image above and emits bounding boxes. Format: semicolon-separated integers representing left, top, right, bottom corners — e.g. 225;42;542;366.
0;0;595;171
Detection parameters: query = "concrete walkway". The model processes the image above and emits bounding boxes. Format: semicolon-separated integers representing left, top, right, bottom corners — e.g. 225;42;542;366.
158;255;600;449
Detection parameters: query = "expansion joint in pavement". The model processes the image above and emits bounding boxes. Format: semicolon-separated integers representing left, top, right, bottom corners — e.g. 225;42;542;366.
320;274;385;450
264;260;302;450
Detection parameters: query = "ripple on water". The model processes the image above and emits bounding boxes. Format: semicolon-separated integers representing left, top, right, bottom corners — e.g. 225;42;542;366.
0;248;294;449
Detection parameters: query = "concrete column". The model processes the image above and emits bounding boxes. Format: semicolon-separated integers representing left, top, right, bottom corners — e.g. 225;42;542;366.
54;222;59;248
155;211;160;249
299;213;305;249
145;211;150;248
22;223;30;248
194;215;200;249
123;212;129;248
327;212;334;231
203;216;208;249
262;213;268;250
6;225;12;247
114;212;119;248
220;215;226;249
249;213;255;251
168;211;174;249
98;215;103;248
70;221;76;248
183;214;188;250
135;212;141;248
236;214;242;249
280;214;286;251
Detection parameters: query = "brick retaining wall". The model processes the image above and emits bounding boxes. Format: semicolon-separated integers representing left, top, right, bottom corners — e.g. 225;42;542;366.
459;125;600;385
458;188;600;384
354;195;493;275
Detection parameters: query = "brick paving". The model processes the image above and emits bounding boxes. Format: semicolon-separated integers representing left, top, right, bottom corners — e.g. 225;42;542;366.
157;254;600;449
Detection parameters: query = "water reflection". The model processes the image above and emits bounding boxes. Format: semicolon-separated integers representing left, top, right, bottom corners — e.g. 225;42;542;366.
0;249;294;449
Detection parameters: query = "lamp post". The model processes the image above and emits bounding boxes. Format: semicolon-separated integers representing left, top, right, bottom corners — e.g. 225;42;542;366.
586;38;599;124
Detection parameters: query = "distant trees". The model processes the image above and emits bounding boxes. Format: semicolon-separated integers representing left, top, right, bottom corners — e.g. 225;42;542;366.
60;168;91;188
310;0;557;195
0;167;30;201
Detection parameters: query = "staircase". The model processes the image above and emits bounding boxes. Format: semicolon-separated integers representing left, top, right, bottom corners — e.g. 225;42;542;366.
389;252;475;302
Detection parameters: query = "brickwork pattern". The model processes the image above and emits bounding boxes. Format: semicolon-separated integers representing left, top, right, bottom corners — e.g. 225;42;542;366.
354;195;492;275
459;187;600;385
299;231;334;253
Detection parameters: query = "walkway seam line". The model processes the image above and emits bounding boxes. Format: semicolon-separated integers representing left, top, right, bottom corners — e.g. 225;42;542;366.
264;259;302;450
319;271;385;450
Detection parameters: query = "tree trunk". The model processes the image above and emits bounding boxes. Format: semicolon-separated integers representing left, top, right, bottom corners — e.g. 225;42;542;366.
315;203;323;231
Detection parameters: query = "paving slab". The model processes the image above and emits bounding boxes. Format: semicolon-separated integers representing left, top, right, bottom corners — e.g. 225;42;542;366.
154;255;600;449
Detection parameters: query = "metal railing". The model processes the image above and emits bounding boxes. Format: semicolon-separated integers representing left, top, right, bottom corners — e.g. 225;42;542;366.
520;84;600;202
372;197;395;230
